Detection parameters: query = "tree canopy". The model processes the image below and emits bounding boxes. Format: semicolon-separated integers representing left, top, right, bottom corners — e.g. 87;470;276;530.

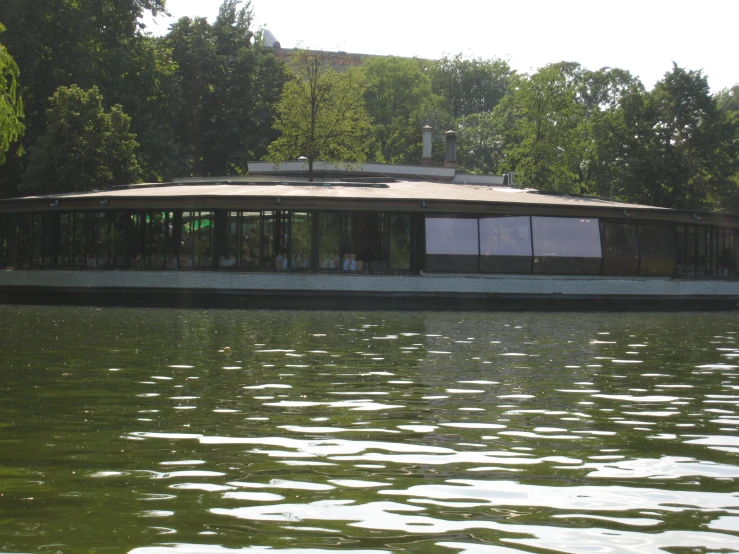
0;0;736;213
0;22;24;164
267;50;371;182
21;85;140;194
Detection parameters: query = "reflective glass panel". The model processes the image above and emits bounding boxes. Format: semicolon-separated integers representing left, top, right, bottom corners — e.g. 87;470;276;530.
193;212;214;269
319;212;342;270
600;221;639;276
221;212;240;269
240;212;261;270
532;217;602;257
389;214;412;271
717;228;738;278
355;212;386;273
0;217;8;268
290;212;312;270
479;216;532;256
637;224;676;276
425;217;479;255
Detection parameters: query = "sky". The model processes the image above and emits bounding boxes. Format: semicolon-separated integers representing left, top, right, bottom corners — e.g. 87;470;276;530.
145;0;738;92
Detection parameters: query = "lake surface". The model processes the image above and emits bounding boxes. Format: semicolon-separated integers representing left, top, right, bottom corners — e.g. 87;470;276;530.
1;307;738;554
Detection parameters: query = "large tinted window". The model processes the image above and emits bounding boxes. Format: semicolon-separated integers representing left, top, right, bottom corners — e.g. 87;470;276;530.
290;212;313;270
0;216;7;269
716;228;738;278
180;211;214;269
425;217;478;272
532;217;602;274
600;221;639;276
637;224;676;276
319;212;342;271
426;217;478;255
479;216;531;256
479;216;532;273
389;214;412;272
239;212;262;270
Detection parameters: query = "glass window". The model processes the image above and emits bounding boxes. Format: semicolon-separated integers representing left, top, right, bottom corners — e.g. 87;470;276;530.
290;212;312;270
0;217;7;269
355;212;386;273
479;216;532;256
389;214;412;272
600;221;639;276
479;216;532;274
180;212;214;269
425;216;479;273
265;211;289;270
319;212;342;271
425;217;478;255
95;212;125;269
193;212;213;269
59;213;76;268
148;212;169;269
81;212;100;269
532;217;601;257
239;212;261;270
221;212;240;269
30;214;44;268
532;217;602;275
716;228;738;278
130;213;147;269
637;224;676;276
263;211;278;269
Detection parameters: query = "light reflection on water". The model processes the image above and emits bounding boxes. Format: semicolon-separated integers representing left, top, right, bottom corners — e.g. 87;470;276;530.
1;307;738;553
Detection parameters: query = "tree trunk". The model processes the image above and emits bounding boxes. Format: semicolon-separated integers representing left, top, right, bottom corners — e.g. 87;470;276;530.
308;158;314;182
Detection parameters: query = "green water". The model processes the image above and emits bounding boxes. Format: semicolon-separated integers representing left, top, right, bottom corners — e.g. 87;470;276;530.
1;307;738;554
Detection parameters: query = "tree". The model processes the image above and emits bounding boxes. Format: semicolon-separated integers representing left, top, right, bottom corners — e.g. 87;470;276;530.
361;56;439;163
716;85;739;118
106;35;186;182
620;65;738;210
22;85;140;194
166;1;286;176
429;54;512;118
0;0;166;193
456;112;501;175
578;68;647;198
201;1;286;175
267;50;371;182
0;22;24;164
495;63;588;192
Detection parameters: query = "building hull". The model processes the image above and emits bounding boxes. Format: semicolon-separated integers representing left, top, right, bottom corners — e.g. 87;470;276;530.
2;270;737;311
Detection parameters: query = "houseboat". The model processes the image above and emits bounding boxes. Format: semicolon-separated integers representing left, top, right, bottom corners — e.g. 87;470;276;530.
1;160;738;310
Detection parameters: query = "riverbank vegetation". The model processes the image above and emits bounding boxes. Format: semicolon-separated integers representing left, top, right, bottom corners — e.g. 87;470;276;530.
0;0;737;212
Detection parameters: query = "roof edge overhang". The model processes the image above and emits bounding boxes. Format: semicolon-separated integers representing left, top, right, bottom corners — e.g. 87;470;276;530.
1;194;738;228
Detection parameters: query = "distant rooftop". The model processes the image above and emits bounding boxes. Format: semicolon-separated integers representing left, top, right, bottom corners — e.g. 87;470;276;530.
246;161;506;186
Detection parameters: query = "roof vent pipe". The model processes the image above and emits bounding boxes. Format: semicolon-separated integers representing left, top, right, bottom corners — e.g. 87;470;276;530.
422;125;433;167
444;130;458;169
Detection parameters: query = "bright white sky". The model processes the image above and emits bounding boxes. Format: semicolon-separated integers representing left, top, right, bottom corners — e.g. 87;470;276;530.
146;0;738;92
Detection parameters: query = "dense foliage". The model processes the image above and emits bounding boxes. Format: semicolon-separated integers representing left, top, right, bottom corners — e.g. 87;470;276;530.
267;50;371;182
0;0;737;212
21;85;140;193
0;22;24;165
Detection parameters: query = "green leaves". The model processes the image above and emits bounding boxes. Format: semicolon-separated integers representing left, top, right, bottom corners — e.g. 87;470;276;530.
0;22;24;164
361;56;438;163
21;85;140;194
166;3;285;176
495;63;588;192
267;50;371;181
429;54;512;118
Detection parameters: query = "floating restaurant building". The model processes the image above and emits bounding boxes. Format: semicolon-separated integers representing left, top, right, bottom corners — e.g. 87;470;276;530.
1;150;739;309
